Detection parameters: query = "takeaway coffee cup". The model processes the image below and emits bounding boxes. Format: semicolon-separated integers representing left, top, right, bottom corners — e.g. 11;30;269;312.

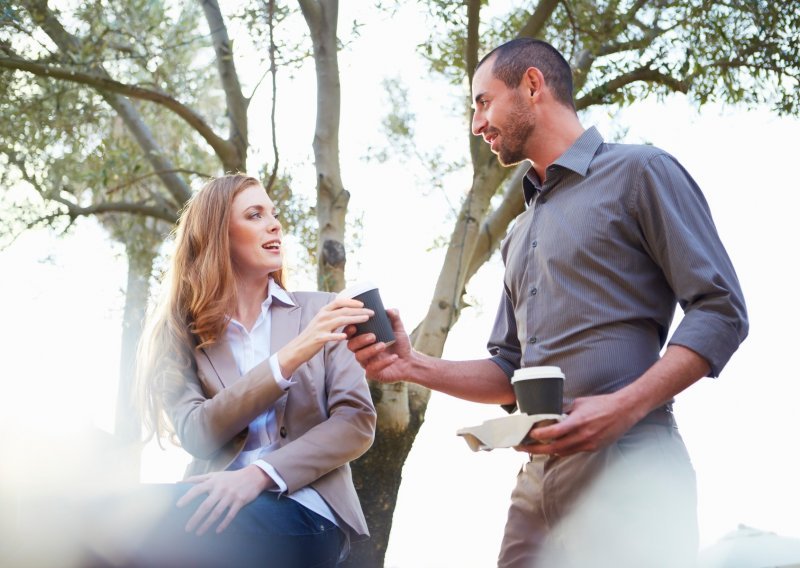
511;366;564;416
337;281;396;345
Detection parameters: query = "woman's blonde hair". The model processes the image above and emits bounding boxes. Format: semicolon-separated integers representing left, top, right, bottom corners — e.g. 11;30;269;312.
136;174;285;441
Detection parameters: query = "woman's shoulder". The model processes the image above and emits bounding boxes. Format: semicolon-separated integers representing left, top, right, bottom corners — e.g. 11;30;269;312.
289;289;337;308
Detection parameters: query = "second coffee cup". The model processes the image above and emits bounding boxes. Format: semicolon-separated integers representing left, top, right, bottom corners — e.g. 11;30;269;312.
511;366;564;415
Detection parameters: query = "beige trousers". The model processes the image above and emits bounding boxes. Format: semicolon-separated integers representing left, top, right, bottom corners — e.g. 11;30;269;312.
497;419;698;568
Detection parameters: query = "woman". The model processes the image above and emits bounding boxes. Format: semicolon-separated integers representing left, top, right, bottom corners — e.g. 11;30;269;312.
135;174;377;567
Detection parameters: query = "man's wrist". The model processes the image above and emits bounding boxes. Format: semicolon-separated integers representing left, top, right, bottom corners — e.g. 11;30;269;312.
407;350;437;388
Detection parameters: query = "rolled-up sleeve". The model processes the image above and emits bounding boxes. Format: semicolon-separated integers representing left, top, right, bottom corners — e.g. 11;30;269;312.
487;284;521;380
634;153;749;376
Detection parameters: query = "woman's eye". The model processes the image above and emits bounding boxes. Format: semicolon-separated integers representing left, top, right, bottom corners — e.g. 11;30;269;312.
249;212;262;219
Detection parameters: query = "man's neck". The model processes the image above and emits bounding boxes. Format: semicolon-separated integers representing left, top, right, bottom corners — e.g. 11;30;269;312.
529;111;585;182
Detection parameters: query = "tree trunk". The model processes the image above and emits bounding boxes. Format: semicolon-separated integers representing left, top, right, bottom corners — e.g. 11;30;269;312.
343;164;513;567
299;0;349;293
414;159;509;357
114;243;157;482
342;381;429;568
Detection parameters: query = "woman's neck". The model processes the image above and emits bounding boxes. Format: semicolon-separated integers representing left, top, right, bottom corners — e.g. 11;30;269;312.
233;276;270;331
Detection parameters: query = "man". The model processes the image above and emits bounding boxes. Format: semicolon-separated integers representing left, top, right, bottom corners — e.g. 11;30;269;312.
348;38;748;567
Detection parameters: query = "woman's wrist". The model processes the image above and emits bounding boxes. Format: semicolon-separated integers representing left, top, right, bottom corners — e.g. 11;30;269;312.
276;343;301;378
248;464;276;491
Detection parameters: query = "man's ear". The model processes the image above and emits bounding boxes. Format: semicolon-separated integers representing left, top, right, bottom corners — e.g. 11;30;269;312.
523;67;544;99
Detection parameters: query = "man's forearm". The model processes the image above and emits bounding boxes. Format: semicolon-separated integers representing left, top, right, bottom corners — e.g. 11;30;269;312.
407;353;516;406
615;344;711;421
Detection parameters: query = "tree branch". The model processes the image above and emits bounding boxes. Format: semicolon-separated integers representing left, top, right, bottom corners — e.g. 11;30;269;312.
263;0;280;194
200;0;249;170
0;54;234;167
105;168;211;196
517;0;561;39
17;0;197;204
466;0;482;166
576;66;688;109
2;145;177;223
464;163;527;280
597;27;667;59
63;200;178;222
465;0;480;82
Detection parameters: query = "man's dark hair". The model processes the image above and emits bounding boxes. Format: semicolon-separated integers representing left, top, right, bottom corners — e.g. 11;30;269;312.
477;38;575;110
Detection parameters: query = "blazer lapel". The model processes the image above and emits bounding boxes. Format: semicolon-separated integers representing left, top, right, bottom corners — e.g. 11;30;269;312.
270;294;302;425
202;337;240;388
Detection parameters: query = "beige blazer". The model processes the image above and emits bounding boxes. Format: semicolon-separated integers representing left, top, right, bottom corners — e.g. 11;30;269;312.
165;290;377;538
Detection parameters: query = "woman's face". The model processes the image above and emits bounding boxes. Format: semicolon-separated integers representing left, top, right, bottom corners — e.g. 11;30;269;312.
228;184;283;279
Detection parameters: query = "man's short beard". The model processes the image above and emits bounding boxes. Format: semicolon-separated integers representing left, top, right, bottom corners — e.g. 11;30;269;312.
497;93;535;166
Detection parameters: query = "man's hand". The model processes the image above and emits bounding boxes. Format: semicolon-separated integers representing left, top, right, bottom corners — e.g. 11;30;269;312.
177;465;274;535
517;345;709;457
515;392;642;457
346;309;413;383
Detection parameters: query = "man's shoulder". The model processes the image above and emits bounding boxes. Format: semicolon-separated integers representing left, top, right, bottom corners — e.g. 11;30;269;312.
601;140;671;161
592;140;681;177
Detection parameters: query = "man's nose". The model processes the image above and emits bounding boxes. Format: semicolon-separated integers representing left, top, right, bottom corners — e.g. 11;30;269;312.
472;111;486;136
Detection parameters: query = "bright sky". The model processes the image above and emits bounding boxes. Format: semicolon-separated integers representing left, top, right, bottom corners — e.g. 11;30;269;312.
1;3;799;568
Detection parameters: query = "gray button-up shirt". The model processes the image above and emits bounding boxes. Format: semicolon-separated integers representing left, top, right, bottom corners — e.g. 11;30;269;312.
488;127;748;402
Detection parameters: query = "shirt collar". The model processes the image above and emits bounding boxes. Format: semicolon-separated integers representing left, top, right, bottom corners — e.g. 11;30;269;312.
522;126;604;204
228;278;294;332
267;277;295;308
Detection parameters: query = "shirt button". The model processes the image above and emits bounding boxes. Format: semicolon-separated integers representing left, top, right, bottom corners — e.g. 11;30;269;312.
530;287;538;296
279;426;287;438
531;240;538;248
528;336;537;344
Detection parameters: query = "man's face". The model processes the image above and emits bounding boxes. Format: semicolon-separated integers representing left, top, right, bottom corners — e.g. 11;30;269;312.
471;62;535;166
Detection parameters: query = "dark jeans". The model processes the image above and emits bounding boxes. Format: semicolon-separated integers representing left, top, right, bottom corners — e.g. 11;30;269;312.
83;483;342;568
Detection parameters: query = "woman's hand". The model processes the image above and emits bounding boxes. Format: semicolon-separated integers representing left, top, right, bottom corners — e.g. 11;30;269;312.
277;297;373;377
177;465;275;535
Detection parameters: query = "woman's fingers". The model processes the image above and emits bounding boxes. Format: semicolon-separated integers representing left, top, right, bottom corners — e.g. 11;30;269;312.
184;473;211;484
176;482;206;508
318;307;373;330
184;490;218;533
178;468;267;536
195;497;230;536
215;502;244;534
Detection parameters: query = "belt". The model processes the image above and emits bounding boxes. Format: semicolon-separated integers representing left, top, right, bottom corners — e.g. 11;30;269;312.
638;404;676;427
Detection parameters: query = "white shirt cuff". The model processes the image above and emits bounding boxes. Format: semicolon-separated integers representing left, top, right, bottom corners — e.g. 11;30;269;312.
269;353;295;390
254;459;288;493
